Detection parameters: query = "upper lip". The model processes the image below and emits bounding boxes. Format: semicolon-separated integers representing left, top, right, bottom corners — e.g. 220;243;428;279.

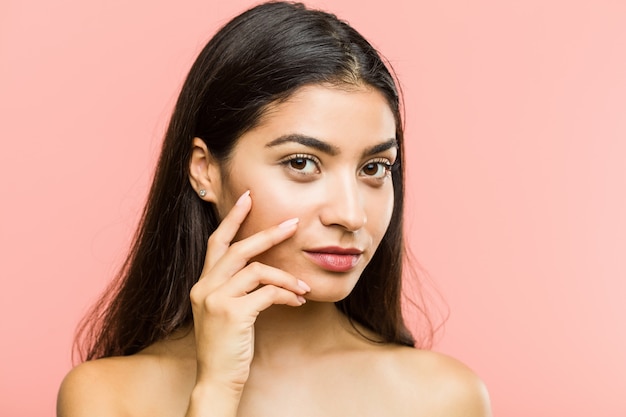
304;246;363;255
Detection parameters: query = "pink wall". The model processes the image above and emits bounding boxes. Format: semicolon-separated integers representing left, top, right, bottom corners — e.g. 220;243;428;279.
1;0;625;415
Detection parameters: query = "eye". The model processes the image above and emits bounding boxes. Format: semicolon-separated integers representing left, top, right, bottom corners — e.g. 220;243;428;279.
280;154;321;175
360;158;393;179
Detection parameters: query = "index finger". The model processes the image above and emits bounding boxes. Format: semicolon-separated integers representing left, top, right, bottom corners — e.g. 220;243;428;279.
203;190;251;272
206;216;300;286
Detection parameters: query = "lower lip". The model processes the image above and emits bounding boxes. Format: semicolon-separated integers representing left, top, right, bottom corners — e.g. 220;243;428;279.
303;252;362;272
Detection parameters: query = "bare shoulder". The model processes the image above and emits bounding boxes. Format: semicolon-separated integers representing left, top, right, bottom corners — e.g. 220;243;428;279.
57;356;134;417
57;337;195;417
382;347;492;417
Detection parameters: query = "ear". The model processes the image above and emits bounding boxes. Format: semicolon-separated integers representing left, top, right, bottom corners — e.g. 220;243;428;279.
189;137;222;203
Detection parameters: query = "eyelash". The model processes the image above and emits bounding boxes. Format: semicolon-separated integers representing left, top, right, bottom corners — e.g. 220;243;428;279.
360;158;394;179
279;154;322;175
278;154;395;181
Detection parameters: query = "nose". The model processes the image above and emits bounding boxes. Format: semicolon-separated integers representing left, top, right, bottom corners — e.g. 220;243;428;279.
319;174;367;232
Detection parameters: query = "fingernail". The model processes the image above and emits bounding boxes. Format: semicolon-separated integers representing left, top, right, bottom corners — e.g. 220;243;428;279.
278;218;299;228
297;280;311;292
235;190;251;206
297;295;306;304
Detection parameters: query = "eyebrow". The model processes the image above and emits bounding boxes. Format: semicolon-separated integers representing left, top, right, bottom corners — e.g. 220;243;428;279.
265;134;398;157
266;134;339;155
364;138;398;157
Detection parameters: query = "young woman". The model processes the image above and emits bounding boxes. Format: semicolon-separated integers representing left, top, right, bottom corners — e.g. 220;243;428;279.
58;2;491;416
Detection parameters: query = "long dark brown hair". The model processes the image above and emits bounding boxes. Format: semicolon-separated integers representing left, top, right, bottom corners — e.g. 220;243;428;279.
76;1;435;361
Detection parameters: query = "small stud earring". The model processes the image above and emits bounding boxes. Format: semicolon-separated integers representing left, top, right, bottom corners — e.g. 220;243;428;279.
199;189;207;197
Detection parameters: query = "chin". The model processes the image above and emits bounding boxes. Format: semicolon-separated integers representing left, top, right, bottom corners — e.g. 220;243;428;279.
300;274;361;303
305;293;349;303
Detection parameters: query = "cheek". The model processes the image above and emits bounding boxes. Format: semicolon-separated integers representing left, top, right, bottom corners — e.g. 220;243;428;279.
372;191;394;241
229;172;395;244
233;182;303;240
364;179;394;213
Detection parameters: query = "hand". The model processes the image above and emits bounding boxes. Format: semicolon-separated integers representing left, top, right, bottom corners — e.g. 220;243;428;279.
189;190;310;393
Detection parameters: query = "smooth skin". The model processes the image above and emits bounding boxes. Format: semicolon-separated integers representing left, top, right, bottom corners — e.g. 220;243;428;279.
58;85;492;417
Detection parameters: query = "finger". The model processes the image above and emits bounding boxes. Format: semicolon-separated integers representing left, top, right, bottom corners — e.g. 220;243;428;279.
239;285;307;311
190;281;306;322
193;218;300;294
222;262;310;296
202;190;251;274
209;217;299;281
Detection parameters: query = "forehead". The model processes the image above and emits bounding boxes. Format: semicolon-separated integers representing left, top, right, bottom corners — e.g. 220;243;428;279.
241;84;397;148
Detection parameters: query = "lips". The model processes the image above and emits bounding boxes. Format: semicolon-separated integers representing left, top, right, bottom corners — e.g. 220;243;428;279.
303;246;363;272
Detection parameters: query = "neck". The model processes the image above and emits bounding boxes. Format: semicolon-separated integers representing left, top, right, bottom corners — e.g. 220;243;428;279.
251;301;364;365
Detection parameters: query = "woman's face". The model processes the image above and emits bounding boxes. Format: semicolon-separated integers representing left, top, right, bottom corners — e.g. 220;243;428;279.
214;84;397;302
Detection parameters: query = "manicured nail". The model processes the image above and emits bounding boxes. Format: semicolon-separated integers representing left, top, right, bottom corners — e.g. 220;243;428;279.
297;295;306;304
235;190;251;206
278;218;299;228
297;280;311;292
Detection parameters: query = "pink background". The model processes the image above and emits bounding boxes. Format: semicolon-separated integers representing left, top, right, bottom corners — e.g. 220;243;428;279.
1;0;625;415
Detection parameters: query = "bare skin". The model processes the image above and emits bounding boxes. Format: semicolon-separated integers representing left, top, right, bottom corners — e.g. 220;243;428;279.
57;86;491;417
58;322;490;417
